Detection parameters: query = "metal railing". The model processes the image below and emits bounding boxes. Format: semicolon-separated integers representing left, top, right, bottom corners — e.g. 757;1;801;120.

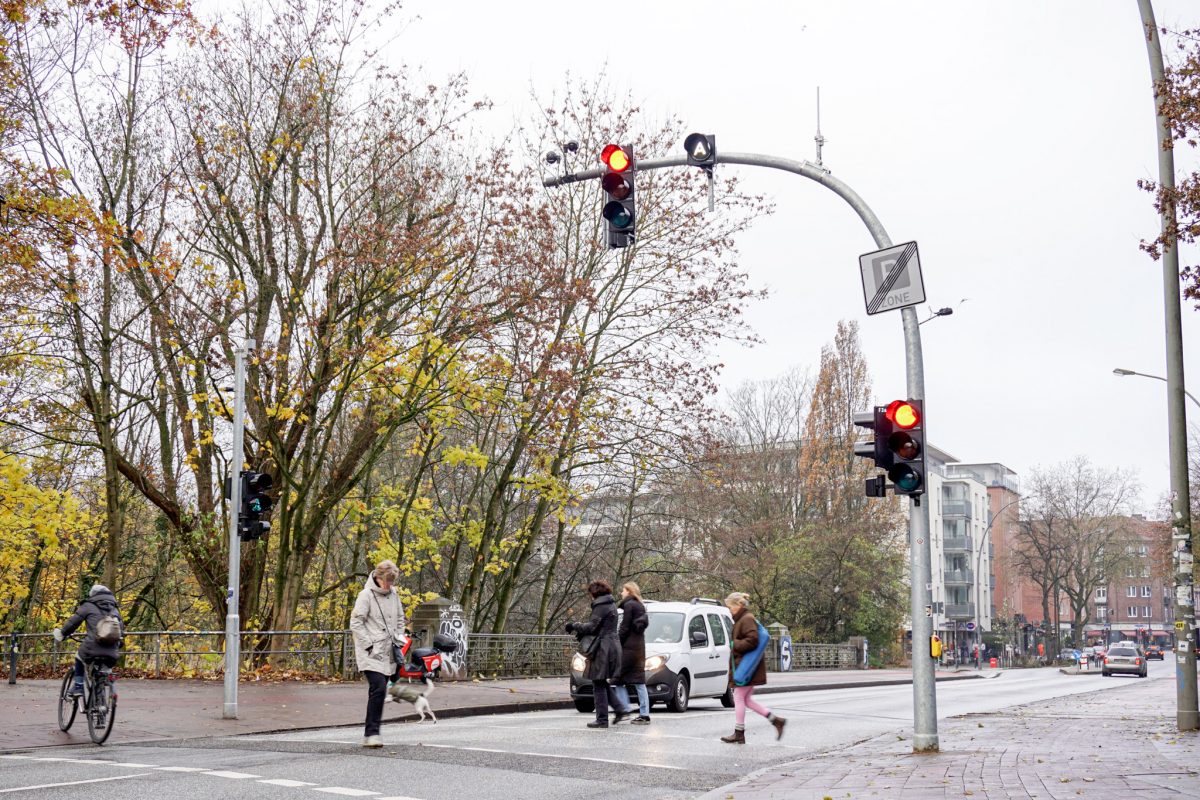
943;535;972;552
6;629;863;680
944;569;973;585
766;640;859;671
945;603;975;619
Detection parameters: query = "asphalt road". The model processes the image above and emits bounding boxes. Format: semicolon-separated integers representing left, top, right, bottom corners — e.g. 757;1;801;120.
0;662;1172;800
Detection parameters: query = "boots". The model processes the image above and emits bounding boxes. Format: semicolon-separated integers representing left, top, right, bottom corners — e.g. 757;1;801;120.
771;715;787;740
720;728;746;744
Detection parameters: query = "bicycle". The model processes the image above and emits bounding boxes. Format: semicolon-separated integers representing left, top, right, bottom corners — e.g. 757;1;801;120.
56;636;118;744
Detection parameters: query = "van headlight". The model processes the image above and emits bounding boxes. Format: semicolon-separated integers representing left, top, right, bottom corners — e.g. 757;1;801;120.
645;654;668;672
571;653;588;672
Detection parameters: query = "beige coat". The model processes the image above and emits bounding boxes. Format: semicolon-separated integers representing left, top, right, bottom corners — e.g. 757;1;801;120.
350;576;407;675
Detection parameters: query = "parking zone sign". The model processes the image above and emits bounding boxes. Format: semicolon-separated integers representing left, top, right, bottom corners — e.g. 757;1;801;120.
859;241;926;315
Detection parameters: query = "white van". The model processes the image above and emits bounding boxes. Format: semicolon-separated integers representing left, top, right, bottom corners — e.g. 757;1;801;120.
569;598;735;713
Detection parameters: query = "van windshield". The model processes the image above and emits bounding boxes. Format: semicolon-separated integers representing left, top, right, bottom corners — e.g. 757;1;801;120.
645;612;684;643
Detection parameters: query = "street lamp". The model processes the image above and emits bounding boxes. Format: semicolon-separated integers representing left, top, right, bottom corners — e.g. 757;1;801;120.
975;495;1022;668
1113;368;1200;410
918;307;954;326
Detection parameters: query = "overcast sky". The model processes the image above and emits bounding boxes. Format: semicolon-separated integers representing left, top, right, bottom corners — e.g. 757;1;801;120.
392;0;1200;514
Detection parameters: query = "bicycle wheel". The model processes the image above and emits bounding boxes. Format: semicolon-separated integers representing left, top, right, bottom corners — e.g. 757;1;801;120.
86;672;116;745
57;667;78;732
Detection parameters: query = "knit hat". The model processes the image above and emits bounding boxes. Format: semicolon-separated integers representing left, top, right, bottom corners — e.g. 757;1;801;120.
89;584;110;597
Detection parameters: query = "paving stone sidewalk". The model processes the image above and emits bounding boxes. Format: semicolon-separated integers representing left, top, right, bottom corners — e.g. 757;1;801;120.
700;676;1200;800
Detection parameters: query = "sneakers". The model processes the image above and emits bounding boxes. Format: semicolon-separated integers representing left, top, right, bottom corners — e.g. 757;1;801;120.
611;709;631;725
67;682;84;698
631;716;651;725
362;735;383;748
586;720;609;729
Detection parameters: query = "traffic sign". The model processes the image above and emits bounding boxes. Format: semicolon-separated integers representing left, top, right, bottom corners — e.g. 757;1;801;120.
859;241;926;315
965;621;976;631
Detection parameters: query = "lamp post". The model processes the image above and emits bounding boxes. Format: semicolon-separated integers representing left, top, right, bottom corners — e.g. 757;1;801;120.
975;496;1023;668
918;307;953;326
1113;368;1200;410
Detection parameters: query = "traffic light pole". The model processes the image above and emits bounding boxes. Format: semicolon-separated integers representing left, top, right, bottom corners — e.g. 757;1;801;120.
223;341;250;719
1138;0;1198;732
545;150;940;752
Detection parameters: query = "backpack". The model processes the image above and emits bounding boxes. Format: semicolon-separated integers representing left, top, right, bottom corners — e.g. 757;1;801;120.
95;614;121;646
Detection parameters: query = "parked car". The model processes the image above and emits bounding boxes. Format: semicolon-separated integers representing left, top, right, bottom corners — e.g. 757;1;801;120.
569;598;735;713
1102;644;1148;678
1145;644;1164;660
1057;648;1081;662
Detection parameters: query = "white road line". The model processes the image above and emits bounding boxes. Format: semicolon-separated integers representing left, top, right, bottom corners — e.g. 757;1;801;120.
203;770;261;779
259;779;319;787
417;742;686;770
109;762;159;768
375;796;427;800
312;788;380;796
155;767;210;772
0;773;154;793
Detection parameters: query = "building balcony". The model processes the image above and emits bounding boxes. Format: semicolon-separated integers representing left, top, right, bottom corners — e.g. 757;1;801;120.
944;569;973;586
946;603;975;619
942;500;973;519
943;535;972;553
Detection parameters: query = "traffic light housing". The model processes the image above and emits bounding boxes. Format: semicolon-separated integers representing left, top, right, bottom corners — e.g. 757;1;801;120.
683;133;716;168
600;144;635;248
239;470;273;541
853;398;926;499
883;399;925;498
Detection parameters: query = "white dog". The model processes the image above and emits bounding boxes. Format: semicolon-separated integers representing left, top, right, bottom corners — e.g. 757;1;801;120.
387;677;437;723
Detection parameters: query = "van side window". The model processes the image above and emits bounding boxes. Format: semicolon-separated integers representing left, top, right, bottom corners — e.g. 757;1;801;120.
707;614;727;646
688;614;708;646
722;615;733;640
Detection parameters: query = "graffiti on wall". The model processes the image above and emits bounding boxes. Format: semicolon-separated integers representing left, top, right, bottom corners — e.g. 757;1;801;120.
438;604;468;677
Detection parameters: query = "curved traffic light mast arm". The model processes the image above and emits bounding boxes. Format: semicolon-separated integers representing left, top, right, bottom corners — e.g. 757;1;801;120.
544;147;937;752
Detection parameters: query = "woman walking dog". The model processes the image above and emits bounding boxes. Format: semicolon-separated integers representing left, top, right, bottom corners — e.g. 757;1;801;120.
721;592;786;744
350;560;407;747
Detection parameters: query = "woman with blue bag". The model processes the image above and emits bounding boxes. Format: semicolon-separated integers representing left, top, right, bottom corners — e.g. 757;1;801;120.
721;592;786;744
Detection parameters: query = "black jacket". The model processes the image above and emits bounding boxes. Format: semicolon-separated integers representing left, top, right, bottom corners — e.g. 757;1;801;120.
617;596;648;685
573;594;621;681
62;589;123;662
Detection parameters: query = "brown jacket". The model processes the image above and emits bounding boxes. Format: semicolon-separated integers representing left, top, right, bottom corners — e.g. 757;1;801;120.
729;608;767;687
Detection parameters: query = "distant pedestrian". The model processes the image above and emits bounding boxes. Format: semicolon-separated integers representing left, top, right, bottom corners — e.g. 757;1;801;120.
566;579;631;729
721;592;786;744
617;582;651;724
350;560;407;748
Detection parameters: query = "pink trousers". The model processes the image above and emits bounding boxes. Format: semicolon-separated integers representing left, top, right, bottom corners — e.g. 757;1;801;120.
733;685;770;725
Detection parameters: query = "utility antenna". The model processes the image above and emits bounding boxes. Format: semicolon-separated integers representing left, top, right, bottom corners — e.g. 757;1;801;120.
814;87;826;166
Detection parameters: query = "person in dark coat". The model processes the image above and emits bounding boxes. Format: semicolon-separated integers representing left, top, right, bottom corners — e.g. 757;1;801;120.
721;592;785;744
617;581;651;724
566;579;632;728
53;584;123;697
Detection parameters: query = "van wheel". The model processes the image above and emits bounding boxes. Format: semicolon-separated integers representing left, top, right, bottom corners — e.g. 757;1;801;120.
666;674;690;713
574;697;594;713
720;685;735;708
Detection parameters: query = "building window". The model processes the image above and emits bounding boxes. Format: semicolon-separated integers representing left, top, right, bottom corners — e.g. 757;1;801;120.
1126;566;1136;578
1139;545;1148;557
1096;587;1107;601
1128;606;1138;617
1141;586;1152;598
1142;606;1152;618
1141;565;1150;578
1097;606;1108;621
1127;586;1137;598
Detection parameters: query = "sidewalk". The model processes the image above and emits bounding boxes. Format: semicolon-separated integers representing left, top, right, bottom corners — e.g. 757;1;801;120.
700;674;1200;799
0;668;982;751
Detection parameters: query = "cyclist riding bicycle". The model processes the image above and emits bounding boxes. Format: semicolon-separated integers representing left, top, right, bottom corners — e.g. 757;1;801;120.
53;584;123;697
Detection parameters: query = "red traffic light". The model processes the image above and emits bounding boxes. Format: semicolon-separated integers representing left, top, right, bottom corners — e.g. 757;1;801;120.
601;144;631;172
885;400;920;430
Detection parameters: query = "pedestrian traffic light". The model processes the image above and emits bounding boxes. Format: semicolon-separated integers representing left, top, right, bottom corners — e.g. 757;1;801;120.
930;634;943;659
239;470;273;541
884;399;925;498
853;407;893;497
600;143;635;249
683;133;716;169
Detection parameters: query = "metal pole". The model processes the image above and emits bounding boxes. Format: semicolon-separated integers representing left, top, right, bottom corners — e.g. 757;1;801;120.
545;148;939;752
1138;0;1198;732
8;632;17;684
223;342;249;719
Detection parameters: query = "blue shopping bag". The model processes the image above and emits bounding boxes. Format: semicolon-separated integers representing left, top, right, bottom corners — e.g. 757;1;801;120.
733;622;771;686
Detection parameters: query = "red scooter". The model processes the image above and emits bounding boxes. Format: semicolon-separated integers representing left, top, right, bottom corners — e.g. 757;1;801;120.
393;632;458;681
